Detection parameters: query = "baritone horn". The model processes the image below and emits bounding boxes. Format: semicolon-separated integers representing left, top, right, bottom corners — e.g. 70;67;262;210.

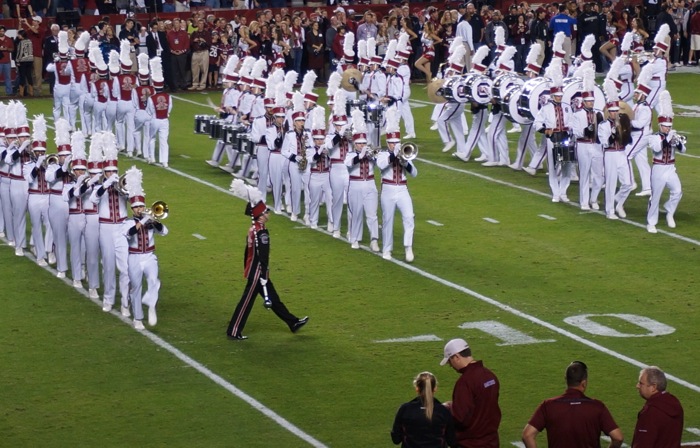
115;173;129;195
399;142;418;162
145;200;169;221
43;154;59;167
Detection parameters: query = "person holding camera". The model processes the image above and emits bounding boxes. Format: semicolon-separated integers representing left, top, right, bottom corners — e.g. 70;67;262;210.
188;18;209;90
0;26;14;96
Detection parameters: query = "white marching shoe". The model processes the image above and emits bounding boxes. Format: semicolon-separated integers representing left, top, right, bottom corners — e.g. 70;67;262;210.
523;167;537;176
351;241;360;249
15;248;24;257
56;271;66;279
647;224;658;234
369;239;380;252
72;279;82;288
89;289;99;299
382;251;392;260
327;222;334;232
405;247;414;263
507;124;522;133
429;123;438;131
48;252;56;264
404;133;416;139
442;141;455;153
635;189;651;197
134;320;145;330
332;230;341;238
37;258;48;267
615;203;627;218
666;213;676;228
102;300;113;312
148;306;157;326
121;306;131;317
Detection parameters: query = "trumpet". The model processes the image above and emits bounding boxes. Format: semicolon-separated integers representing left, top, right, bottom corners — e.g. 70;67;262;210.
398;142;419;162
143;200;169;222
670;134;687;147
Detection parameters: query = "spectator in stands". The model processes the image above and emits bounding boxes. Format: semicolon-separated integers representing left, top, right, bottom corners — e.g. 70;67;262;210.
688;4;700;65
511;14;529;73
168;17;190;91
96;0;117;14
22;16;43;95
485;9;509;61
16;0;35;19
99;24;120;53
120;18;139;71
189;18;209;91
15;28;33;96
42;23;58;95
0;26;13;96
305;18;324;80
356;10;378;42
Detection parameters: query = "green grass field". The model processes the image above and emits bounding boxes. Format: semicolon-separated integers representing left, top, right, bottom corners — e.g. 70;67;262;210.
2;72;700;447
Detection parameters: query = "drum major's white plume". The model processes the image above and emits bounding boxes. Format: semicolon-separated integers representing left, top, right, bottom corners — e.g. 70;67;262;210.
230;178;264;205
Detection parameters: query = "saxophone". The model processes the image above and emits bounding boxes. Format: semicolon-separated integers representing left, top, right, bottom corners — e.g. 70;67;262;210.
297;130;308;171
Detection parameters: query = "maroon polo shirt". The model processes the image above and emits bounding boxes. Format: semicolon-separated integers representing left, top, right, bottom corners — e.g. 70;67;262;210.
528;388;619;448
167;29;189;54
0;36;14;64
451;360;501;448
632;391;684;448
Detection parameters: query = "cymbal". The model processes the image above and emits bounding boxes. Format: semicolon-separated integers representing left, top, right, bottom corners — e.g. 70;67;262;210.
427;79;446;104
341;68;363;91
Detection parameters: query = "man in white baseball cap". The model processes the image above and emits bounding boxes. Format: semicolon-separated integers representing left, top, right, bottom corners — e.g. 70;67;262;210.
441;338;501;447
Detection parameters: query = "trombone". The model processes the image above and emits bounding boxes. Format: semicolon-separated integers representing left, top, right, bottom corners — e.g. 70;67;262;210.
143;200;169;222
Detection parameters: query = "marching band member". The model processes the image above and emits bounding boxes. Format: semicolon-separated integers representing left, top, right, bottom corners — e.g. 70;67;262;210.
395;33;416;139
45;31;74;127
63;131;89;289
627;64;655;197
484;46;516;167
227;179;308;340
572;66;605;211
335;31;355;77
599;80;634;220
459;46;491;163
133;54;154;161
84;134;104;299
123;166;168;329
357;39;370;102
83;41;101;137
45;118;73;277
647;24;670;111
89;134;130;314
534;58;574;203
511;44;543;171
437;38;468;156
266;87;288;215
647;91;685;234
327;89;352;239
306;106;332;231
90;46;110;133
105;51;121;136
69;31;92;136
377;106;417;262
114;40;137;156
381;42;402;108
236;59;267;180
344;109;379;252
24;115;52;266
0;103;14;245
281;92;310;223
251;70;282;197
365;38;386;150
615;33;639;106
5;103;32;257
205;56;239;169
146;57;172;168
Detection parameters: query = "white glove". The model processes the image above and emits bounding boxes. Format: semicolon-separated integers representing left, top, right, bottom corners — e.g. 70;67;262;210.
88;175;101;185
19;140;31;151
259;278;268;286
61;155;72;172
77;173;88;184
359;147;368;159
104;174;118;187
35;155;46;166
666;129;677;143
139;215;151;226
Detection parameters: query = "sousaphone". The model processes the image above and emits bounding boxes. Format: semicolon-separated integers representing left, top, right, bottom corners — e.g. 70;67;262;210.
427;78;446;104
341;68;363;91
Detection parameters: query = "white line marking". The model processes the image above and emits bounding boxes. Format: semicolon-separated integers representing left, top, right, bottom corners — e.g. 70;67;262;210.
483;217;499;224
180;154;191;159
375;335;443;343
538;214;557;220
5;238;329;448
686;428;700;436
192;233;206;240
417;158;700;247
426;220;444;226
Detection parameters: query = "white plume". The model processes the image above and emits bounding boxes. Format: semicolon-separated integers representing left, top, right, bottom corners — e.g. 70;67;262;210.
265;70;284;98
351;108;366;134
449;36;463;55
621;32;633;53
545;58;563;87
526;42;541;66
581;65;595;93
251;58;267;80
603;78;619;103
149;57;163;83
108;50;120;73
75;31;91;53
71;131;87;161
367;37;377;60
553;32;566;57
657;90;673;119
357;40;367;60
385;105;400;134
472;46;489;69
327;72;342;98
31;115;47;141
54;118;71;146
300;71;317;94
384;40;398;65
655;23;670;46
495;27;505;47
119;39;132;66
606;56;624;83
223;54;239;77
397;32;410;53
311;106;326;131
102;131;119;162
343;32;355;58
496;46;516;68
230;178;264;205
292;91;305;114
333;90;346;118
581;34;595;59
58;30;68;54
137;53;149;76
284;71;297;91
637;63;654;90
88;133;104;164
239;56;256;77
124;166;144;199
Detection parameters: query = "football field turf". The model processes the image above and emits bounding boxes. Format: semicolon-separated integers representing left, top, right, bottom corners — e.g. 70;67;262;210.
2;72;700;447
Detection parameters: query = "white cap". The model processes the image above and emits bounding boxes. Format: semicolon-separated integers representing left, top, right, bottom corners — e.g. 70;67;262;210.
440;338;469;365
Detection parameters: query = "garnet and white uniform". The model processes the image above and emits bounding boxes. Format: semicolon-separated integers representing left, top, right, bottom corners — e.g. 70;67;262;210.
265;122;288;213
146;91;172;166
396;64;415;136
113;73;138;155
45;162;72;273
250;113;274;197
618;61;635;106
281;129;310;219
572;106;604;209
626;100;653;193
123;217;168;321
64;175;90;283
534;99;574;201
24;156;53;262
647;132;685;227
92;78;111;132
89;176;129;308
462;103;490;160
599;118;634;217
0;142;14;243
105;78;119;135
208;86;238;166
306;142;332;229
69;58;92;135
46;60;75;127
132;85;155;159
5;143;30;251
82;178;101;292
646;57;667;111
365;69;387;148
376;149;416;255
326;127;352;235
344;149;378;245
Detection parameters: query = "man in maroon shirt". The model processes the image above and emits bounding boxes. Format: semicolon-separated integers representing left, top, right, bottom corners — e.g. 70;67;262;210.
167;18;190;90
441;338;501;448
632;366;684;448
522;361;624;448
0;26;14;95
21;17;44;95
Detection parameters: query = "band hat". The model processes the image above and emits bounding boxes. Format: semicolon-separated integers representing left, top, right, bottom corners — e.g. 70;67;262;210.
386;131;401;143
352;132;367;143
332;114;348;125
32;140;47;149
657;90;673;126
129;195;145;207
72;159;87;170
292;111;306;121
440;338;470;365
387;58;401;69
658;115;673;126
606;101;620;111
273;106;286;117
304;92;319;103
87;160;103;173
312;128;326;138
263;97;275;107
582;91;595;100
251;78;266;89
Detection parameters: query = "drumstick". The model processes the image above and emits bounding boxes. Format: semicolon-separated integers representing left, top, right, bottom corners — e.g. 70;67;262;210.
206;97;220;112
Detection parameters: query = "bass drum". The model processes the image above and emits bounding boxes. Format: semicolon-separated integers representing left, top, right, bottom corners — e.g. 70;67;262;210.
491;74;523;105
562;77;605;111
518;77;550;122
463;73;493;105
502;86;532;124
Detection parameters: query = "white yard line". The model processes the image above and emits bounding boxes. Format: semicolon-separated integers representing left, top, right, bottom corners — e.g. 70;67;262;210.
483;217;500;224
192;233;206;240
538;214;557;220
426;220;444;226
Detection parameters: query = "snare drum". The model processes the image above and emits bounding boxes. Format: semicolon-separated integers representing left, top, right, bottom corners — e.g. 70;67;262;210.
553;139;577;163
222;124;239;145
346;99;367;117
209;120;226;140
463;73;493;105
439;76;471;103
366;102;384;123
240;134;256;157
194;115;216;134
491;74;523;105
518;77;550;121
502;86;532;124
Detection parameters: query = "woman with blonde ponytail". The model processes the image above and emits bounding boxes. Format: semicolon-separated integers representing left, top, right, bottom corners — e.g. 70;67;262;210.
391;372;456;448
